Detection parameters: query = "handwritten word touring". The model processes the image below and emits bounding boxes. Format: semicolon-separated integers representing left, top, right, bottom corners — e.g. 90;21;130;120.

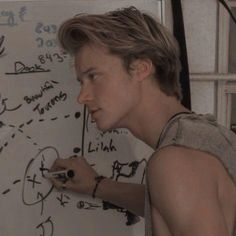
24;80;59;104
0;35;6;57
0;6;27;27
33;91;67;115
0;93;22;116
5;61;50;75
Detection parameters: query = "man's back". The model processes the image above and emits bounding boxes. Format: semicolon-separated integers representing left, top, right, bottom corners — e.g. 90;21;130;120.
145;113;236;236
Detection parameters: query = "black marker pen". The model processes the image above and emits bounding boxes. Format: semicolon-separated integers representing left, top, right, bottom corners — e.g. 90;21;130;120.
45;169;74;179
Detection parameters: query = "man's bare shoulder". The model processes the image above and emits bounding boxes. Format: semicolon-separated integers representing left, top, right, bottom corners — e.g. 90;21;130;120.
147;145;235;198
147;146;221;206
147;146;236;236
148;145;222;182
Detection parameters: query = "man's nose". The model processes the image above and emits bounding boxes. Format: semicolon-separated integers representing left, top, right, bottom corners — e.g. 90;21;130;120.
77;85;93;104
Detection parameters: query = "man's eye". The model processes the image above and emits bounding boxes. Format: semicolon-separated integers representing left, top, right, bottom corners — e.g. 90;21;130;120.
88;73;98;81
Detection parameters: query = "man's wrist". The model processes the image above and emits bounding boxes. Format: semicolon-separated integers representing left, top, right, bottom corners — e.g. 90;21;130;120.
92;175;106;198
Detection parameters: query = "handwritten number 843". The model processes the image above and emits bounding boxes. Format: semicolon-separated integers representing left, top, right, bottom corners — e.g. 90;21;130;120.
38;53;64;64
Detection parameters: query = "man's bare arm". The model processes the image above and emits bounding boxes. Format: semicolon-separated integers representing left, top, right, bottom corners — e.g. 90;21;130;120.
148;146;230;236
50;156;145;216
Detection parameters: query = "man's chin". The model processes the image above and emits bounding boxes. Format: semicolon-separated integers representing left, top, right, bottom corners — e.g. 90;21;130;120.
96;122;114;133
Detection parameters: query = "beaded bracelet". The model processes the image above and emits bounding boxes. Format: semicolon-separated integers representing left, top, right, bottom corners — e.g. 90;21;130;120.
92;175;105;198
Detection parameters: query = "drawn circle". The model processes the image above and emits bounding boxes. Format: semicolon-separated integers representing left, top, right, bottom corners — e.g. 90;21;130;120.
22;146;59;206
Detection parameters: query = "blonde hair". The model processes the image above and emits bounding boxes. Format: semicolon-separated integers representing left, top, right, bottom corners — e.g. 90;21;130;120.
58;6;182;100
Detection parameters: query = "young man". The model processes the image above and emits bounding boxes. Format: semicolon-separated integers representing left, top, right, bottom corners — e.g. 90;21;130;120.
50;7;236;236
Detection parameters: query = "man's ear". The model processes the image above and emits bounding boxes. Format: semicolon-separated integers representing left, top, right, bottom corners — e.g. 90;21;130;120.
129;58;154;81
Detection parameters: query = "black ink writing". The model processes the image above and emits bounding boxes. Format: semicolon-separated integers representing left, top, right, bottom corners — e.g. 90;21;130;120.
88;139;117;153
38;52;67;64
0;35;6;57
103;201;139;225
32;91;67;115
56;193;70;207
5;61;50;75
37;192;45;215
22;147;58;207
111;159;147;181
0;94;22;116
36;216;54;236
27;174;41;189
23;80;59;104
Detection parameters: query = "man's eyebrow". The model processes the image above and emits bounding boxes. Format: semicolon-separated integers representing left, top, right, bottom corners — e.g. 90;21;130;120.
76;67;96;81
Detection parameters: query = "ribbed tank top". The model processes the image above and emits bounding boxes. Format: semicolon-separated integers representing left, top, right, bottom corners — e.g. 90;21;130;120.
145;112;236;236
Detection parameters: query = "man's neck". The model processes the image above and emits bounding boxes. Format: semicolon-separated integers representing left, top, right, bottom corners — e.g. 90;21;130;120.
127;93;190;149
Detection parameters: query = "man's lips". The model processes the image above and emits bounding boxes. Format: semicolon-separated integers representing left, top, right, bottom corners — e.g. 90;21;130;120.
89;108;101;119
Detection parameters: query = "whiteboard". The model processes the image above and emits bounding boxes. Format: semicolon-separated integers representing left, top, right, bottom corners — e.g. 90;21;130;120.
0;1;162;235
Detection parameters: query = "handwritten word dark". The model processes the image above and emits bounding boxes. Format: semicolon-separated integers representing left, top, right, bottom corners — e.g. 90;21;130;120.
0;35;6;57
24;80;59;104
36;216;54;236
38;53;67;64
36;37;57;48
35;22;57;34
33;91;67;115
5;61;50;75
0;94;22;116
88;139;117;153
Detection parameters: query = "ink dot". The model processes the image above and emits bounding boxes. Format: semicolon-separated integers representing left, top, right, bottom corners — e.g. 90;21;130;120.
73;147;81;153
75;112;81;119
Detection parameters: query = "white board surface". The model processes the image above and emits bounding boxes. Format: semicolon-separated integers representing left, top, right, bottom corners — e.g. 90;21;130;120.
0;1;161;235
